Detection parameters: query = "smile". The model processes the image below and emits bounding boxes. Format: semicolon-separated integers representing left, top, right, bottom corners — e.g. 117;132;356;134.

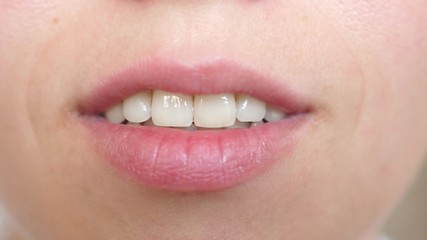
79;58;313;192
104;90;288;129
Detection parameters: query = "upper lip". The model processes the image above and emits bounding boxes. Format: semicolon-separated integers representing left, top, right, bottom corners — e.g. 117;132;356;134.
79;57;311;115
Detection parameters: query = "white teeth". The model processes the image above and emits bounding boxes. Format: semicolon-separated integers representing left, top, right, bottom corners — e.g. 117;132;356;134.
105;103;126;124
236;94;266;122
123;91;152;123
194;94;236;128
264;105;287;122
226;120;250;129
151;90;193;127
105;91;289;129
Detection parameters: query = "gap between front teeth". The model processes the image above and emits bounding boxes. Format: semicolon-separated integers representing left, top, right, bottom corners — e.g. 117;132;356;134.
104;90;288;129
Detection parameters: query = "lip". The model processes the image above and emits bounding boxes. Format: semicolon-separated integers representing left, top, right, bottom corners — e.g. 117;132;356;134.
79;58;313;192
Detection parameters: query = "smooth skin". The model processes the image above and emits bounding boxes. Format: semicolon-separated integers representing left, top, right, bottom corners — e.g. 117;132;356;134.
1;1;427;240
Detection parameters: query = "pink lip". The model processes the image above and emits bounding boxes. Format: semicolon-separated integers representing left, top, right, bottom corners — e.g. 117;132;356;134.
79;58;312;192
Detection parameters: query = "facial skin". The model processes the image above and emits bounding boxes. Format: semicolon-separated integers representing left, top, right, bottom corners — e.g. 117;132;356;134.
1;1;427;240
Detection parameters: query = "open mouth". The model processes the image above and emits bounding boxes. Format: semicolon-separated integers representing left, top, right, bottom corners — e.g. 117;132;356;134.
103;90;289;129
79;58;312;192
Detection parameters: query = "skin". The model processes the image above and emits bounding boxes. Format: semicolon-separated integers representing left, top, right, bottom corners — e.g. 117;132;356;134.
1;1;427;240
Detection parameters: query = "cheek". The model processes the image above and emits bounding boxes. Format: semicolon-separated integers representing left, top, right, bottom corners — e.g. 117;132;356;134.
321;0;427;153
0;0;73;224
0;1;86;53
347;0;427;226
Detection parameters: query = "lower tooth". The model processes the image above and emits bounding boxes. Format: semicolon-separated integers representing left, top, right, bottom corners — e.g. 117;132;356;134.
226;120;250;129
250;121;264;128
264;105;287;122
106;103;126;124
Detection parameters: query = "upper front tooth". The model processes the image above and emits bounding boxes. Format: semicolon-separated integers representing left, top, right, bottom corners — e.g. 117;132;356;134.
106;103;126;124
123;91;152;123
151;90;193;127
264;105;287;122
194;94;236;128
236;94;266;122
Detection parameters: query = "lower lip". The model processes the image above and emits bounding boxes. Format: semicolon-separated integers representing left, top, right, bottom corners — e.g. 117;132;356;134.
82;114;310;192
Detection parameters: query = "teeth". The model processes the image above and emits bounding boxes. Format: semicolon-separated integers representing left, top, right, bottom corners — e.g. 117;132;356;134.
226;120;250;129
104;91;289;129
151;90;193;127
194;94;236;128
250;121;264;128
236;94;266;122
105;103;126;124
264;105;287;122
123;91;152;123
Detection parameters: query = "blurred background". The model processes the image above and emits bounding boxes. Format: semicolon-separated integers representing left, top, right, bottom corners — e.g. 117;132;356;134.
385;163;427;240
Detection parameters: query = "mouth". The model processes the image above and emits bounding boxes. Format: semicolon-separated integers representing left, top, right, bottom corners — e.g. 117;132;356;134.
78;58;313;192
